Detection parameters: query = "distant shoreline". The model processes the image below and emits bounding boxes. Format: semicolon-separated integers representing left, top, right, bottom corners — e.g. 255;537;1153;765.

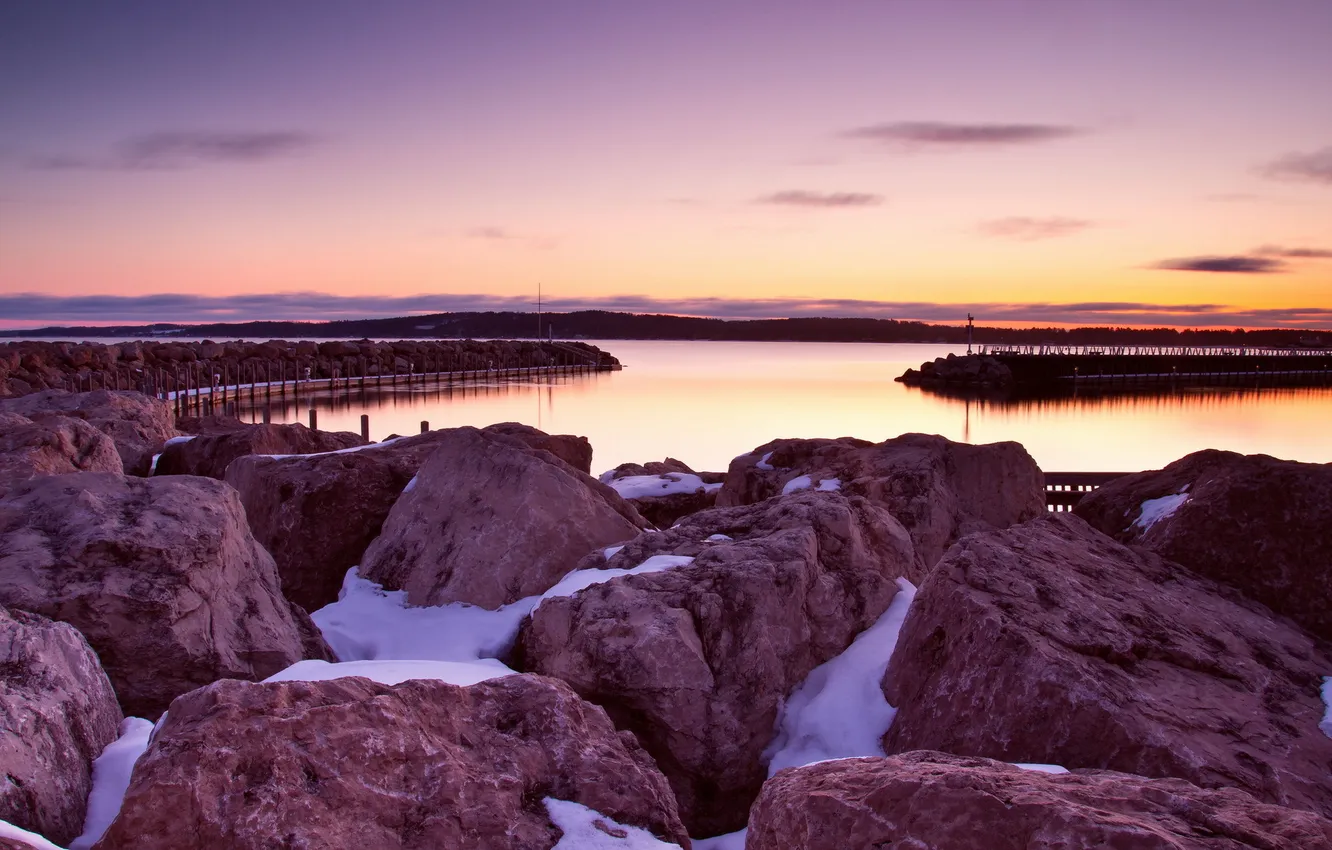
1;310;1326;348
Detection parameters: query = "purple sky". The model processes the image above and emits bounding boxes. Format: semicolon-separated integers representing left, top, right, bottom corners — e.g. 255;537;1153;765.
2;1;1330;328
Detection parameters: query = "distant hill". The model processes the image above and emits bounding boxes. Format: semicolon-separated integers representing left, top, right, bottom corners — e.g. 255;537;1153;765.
3;309;1326;347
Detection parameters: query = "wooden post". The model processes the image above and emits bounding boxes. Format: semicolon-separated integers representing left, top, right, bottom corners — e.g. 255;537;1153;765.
420;420;429;434
262;404;271;424
308;408;318;430
360;414;370;442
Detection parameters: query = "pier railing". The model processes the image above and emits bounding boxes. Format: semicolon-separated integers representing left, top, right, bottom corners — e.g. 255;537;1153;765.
981;344;1332;358
1044;472;1127;511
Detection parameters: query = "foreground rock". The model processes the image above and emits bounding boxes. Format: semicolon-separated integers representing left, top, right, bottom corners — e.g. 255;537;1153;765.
1076;449;1332;641
749;752;1332;850
0;413;122;493
484;422;593;474
718;433;1045;566
227;424;608;612
520;491;919;835
361;427;648;608
0;473;330;717
0;391;176;475
96;675;688;850
0;606;122;846
881;513;1332;818
154;422;365;479
603;459;726;529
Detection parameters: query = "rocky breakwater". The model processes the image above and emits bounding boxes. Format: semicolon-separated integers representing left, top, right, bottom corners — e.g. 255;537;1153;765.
0;338;621;400
896;352;1014;390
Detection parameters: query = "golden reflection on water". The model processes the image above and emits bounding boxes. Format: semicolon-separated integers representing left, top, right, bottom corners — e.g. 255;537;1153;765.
240;341;1332;474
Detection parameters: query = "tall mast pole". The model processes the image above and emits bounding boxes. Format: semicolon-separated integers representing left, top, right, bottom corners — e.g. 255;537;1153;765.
537;282;542;340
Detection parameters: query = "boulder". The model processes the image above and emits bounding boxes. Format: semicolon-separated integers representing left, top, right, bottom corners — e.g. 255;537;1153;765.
0;413;122;493
717;433;1045;566
0;473;331;717
361;427;648;609
0;391;177;475
96;675;689;850
1076;450;1332;641
519;491;919;835
748;753;1332;850
174;414;249;436
483;422;594;474
225;424;605;613
0;605;122;846
881;512;1332;818
154;422;366;479
896;353;1015;389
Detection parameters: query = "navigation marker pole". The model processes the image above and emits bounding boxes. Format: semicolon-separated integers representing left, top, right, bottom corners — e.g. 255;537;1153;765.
537;282;542;340
966;313;974;356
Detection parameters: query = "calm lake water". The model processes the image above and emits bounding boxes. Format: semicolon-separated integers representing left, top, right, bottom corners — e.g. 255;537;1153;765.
217;340;1332;475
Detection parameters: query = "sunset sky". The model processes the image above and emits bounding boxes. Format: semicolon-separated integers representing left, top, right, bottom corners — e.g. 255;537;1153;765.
2;1;1330;329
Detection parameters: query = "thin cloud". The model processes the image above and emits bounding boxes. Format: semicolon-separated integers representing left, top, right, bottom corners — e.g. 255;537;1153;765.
28;131;319;171
978;217;1093;241
1254;245;1332;260
464;226;557;251
1153;256;1287;274
844;121;1082;148
6;292;1332;329
757;190;883;208
1263;147;1332;185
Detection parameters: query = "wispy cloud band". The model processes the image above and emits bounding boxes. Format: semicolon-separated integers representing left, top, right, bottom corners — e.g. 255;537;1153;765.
845;121;1082;148
757;190;883;208
978;217;1093;240
4;292;1332;330
28;131;319;171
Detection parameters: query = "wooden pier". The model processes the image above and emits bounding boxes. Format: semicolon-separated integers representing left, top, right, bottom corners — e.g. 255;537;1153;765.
1044;472;1126;511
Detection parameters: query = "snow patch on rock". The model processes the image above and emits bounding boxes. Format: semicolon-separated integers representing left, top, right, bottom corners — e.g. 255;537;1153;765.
265;658;511;687
609;473;712;500
536;555;696;611
1320;677;1332;739
1014;763;1070;774
764;577;918;776
781;475;812;495
755;451;775;470
544;798;681;849
693;829;747;850
0;820;64;850
817;478;841;492
1131;492;1189;532
68;718;155;850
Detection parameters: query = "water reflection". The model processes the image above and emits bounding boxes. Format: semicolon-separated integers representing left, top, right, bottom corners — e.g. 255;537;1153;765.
227;340;1332;474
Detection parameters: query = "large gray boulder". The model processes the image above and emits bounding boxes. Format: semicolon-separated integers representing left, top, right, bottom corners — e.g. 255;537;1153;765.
0;473;331;717
0;605;121;846
717;433;1045;566
361;427;648;608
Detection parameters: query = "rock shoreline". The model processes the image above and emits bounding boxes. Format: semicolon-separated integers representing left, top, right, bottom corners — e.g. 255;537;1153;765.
3;387;1332;849
0;338;621;399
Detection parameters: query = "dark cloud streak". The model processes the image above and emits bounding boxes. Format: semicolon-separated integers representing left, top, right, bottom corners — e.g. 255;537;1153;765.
756;190;883;208
1262;147;1332;185
27;131;319;171
844;121;1082;147
1152;256;1287;274
1254;245;1332;260
978;217;1093;240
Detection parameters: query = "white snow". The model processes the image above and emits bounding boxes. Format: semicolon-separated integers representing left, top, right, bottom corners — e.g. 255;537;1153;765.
148;435;196;474
403;474;419;493
1320;677;1332;739
599;469;616;484
817;478;841;492
1014;763;1069;774
264;658;510;687
781;475;812;495
262;435;408;460
765;578;918;776
703;482;722;493
693;830;747;850
312;569;534;664
314;557;697;666
536;555;696;610
603;545;626;559
1131;492;1189;532
755;451;775;470
608;473;711;499
704;534;732;543
544;798;680;849
69;718;155;849
0;820;63;850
